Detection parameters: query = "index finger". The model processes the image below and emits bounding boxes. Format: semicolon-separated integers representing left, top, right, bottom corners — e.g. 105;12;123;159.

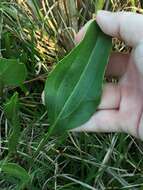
75;11;143;47
96;11;143;47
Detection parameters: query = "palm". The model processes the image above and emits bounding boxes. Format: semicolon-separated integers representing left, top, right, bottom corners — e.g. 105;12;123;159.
118;56;143;137
75;53;143;138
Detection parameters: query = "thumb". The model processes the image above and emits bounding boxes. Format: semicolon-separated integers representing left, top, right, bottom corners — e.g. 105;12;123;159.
96;11;143;47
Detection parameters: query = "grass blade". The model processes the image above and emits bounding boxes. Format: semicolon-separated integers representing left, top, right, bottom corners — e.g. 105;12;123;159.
4;92;20;154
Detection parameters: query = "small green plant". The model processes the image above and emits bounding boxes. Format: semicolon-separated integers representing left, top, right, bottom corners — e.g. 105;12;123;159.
32;20;112;161
44;21;112;136
4;93;20;155
1;0;143;190
0;58;28;188
0;58;27;96
0;161;31;189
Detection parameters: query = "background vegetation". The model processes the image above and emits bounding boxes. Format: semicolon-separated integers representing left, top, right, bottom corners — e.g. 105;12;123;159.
1;0;143;189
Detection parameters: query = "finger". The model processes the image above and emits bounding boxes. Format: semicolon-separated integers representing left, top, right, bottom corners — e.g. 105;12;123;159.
98;83;120;109
75;22;130;77
96;11;143;47
132;41;143;75
74;20;93;44
74;28;84;44
75;24;129;77
73;110;121;133
106;52;129;77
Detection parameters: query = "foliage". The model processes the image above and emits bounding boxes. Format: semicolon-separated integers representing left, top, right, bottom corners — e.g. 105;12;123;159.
44;21;112;134
4;93;20;155
0;161;31;189
1;0;143;190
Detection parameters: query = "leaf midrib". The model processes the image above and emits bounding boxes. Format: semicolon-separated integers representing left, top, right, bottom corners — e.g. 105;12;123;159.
57;36;103;121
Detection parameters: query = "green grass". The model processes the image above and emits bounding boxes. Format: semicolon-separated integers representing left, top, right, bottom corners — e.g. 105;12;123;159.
1;0;143;189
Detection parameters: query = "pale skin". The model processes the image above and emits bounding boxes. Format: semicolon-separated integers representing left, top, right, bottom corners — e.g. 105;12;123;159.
73;11;143;140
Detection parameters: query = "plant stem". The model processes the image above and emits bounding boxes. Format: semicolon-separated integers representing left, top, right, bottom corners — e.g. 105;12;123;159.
130;0;135;6
140;0;143;8
0;81;3;98
0;11;3;58
130;0;136;12
30;123;55;165
95;0;105;14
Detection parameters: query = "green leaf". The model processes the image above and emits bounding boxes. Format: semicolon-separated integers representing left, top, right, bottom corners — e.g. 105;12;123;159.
0;161;30;188
44;20;112;134
0;58;27;87
4;92;20;154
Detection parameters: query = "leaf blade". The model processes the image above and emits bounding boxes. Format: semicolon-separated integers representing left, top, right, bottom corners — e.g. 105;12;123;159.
44;20;112;134
0;161;30;187
4;92;20;154
0;58;27;87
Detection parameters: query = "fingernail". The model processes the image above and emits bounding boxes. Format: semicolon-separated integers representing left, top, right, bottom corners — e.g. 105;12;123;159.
97;10;112;18
96;11;114;35
97;10;113;23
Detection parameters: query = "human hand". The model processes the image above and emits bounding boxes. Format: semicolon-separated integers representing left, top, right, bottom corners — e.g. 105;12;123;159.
74;11;143;140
